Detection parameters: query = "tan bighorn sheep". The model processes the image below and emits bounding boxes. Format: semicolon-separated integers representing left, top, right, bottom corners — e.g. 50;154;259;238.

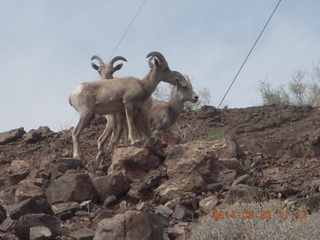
91;55;127;79
69;51;184;160
104;75;199;149
150;75;199;130
91;55;129;152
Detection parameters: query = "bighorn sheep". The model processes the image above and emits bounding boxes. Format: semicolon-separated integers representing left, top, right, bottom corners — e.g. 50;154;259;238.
150;75;199;130
91;55;129;151
105;75;199;148
69;51;184;160
91;55;127;79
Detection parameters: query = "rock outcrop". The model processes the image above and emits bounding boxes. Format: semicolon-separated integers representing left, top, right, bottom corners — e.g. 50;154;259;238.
1;105;320;239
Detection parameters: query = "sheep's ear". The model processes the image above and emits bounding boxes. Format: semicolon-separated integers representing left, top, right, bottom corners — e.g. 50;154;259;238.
91;63;99;70
148;61;154;68
114;63;123;71
154;57;160;66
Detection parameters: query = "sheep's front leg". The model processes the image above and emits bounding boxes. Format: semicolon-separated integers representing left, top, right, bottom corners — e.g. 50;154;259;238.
140;108;152;139
123;102;136;145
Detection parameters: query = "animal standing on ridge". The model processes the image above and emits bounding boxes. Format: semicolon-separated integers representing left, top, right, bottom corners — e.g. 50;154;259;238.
90;55;129;154
69;51;185;160
106;75;199;150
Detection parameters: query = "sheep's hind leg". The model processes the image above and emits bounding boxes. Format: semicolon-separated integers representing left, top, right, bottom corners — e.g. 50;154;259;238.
96;114;115;163
124;102;139;145
72;113;94;161
109;113;126;149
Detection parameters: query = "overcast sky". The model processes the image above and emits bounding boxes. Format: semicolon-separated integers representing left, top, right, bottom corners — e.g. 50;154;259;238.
1;0;320;133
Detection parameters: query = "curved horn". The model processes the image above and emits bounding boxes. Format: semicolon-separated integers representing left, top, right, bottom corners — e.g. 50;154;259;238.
91;55;104;65
146;51;166;63
109;56;127;65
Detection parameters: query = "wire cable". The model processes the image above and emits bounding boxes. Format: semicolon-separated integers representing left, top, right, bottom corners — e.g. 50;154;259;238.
69;1;147;129
108;0;147;62
218;0;282;108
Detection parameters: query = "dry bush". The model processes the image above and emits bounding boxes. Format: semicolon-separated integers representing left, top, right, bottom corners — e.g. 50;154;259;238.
188;200;320;240
258;60;320;107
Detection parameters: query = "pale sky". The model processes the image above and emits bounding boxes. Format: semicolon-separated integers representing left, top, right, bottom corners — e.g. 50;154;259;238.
1;0;320;133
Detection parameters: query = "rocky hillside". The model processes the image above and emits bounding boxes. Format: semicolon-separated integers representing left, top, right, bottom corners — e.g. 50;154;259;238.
1;105;320;240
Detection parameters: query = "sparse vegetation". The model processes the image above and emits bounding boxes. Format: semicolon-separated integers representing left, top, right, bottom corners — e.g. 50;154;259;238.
174;117;202;143
206;127;227;141
188;200;320;240
258;61;320;106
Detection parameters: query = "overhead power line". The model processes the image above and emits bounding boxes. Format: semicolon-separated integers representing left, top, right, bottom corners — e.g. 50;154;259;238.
69;1;147;128
108;0;147;62
218;0;283;108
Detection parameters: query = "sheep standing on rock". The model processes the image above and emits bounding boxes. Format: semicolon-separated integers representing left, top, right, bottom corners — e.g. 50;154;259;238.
69;51;185;160
107;75;199;149
90;55;129;152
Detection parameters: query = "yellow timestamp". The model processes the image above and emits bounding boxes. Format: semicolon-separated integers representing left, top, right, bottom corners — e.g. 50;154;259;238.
211;210;308;220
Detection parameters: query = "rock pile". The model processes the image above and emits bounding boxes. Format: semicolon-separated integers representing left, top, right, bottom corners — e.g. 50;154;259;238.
1;105;320;239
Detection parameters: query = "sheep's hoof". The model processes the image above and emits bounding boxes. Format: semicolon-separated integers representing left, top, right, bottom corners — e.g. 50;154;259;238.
130;139;143;147
95;151;112;169
95;152;104;163
72;155;86;165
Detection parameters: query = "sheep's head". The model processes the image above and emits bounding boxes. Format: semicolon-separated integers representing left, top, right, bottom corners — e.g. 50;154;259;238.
175;75;199;103
147;51;183;86
91;55;127;79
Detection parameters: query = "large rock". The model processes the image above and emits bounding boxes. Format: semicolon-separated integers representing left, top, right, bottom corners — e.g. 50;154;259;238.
154;204;173;219
93;212;125;240
45;172;97;204
199;195;218;214
0;128;25;145
126;169;163;203
154;175;206;204
172;204;194;221
51;202;82;221
8;198;43;220
211;136;243;159
92;173;130;203
167;222;189;240
13;214;65;239
165;140;218;179
7;160;31;184
225;184;262;204
108;147;162;181
165;140;246;190
29;226;52;240
15;179;45;202
94;210;165;240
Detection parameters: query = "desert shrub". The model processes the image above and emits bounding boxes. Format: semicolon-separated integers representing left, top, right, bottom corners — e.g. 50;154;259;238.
258;80;290;106
258;61;320;107
206;127;227;141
